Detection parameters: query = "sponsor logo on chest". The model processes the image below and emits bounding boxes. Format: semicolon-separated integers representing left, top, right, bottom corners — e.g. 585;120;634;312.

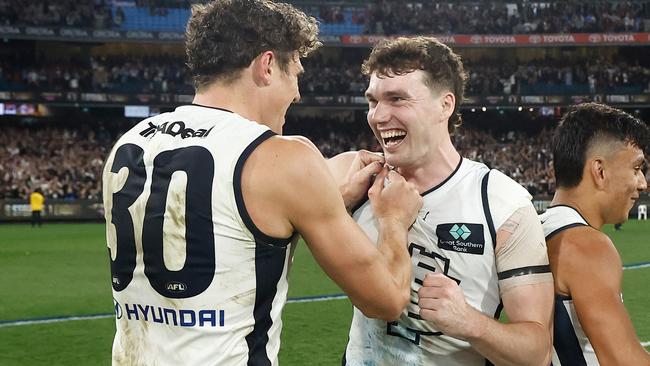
436;223;485;255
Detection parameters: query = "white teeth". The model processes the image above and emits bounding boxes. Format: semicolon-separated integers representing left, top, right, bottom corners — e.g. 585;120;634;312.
380;129;406;139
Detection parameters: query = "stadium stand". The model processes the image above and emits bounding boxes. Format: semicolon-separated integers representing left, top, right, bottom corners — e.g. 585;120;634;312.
2;0;650;35
0;0;115;28
0;0;649;219
1;53;649;96
0;126;109;200
110;0;650;35
0;113;558;200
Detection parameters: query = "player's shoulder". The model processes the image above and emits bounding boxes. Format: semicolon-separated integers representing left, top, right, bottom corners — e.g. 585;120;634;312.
458;159;527;199
243;134;341;218
484;168;533;227
553;225;623;298
555;226;620;269
559;226;614;251
255;135;323;162
540;205;589;239
486;169;531;200
329;151;360;166
247;134;329;182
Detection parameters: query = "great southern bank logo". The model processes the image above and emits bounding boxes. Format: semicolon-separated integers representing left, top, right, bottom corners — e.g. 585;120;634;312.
436;222;485;255
449;224;472;240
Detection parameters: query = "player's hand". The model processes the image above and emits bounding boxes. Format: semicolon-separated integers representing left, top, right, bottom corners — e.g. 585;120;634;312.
418;273;484;340
340;150;385;210
368;166;422;229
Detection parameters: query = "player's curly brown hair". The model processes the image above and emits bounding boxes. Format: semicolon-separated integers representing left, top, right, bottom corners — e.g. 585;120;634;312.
186;0;321;91
362;36;468;133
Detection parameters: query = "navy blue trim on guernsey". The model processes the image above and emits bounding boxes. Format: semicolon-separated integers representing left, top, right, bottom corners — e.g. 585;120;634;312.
420;154;463;196
351;154;463;215
188;103;234;114
245;239;288;366
554;294;588;366
547;204;592;227
232;129;292;364
546;223;589;241
480;171;497;247
481;169;499;366
233;129;293;247
497;265;551;280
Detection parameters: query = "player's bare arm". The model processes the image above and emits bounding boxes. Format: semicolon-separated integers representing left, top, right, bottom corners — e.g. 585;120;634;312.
241;136;422;320
555;228;650;365
419;204;554;366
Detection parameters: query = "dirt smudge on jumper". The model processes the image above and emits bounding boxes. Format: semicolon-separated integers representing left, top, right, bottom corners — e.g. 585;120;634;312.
163;171;188;270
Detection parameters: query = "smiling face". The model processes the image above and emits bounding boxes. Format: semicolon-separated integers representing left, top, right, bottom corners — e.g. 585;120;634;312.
365;70;454;169
600;142;647;224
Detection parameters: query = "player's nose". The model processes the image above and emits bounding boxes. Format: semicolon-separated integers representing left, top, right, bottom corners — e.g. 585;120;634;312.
369;101;391;123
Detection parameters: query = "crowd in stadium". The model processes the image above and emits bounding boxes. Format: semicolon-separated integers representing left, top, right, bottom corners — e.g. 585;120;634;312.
0;55;193;94
2;52;650;96
1;0;650;35
0;118;559;200
0;0;648;202
348;1;650;35
0;126;110;200
0;0;117;28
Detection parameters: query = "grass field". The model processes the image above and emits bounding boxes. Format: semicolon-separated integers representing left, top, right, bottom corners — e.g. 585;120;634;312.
0;221;648;365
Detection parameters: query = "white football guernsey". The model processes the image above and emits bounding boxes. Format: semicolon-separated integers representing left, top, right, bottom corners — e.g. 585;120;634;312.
103;104;294;366
344;158;548;366
540;205;598;366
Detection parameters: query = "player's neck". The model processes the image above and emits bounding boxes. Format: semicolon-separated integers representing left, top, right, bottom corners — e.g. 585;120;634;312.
192;82;270;129
551;188;605;229
397;139;461;194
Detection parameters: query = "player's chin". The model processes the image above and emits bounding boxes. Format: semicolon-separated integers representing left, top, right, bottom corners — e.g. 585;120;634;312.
383;154;400;168
617;210;632;224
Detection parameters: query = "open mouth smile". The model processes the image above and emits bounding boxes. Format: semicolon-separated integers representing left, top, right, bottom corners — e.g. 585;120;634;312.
380;129;407;148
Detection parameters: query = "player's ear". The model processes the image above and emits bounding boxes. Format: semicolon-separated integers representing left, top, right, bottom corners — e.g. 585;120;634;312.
588;157;607;189
252;51;274;87
440;92;455;122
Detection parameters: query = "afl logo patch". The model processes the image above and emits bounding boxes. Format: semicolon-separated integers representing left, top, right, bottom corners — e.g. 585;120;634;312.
166;282;187;292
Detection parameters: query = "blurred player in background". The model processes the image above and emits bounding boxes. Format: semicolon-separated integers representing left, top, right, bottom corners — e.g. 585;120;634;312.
541;102;650;365
29;188;44;227
102;0;421;365
329;36;554;366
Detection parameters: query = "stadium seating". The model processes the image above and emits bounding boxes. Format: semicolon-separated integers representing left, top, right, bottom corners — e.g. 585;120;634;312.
5;0;648;35
114;6;189;31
